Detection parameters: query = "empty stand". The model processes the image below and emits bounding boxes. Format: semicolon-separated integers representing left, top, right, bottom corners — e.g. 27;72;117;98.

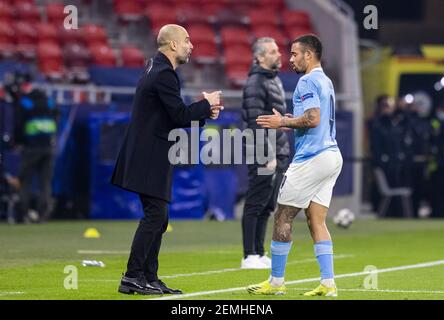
121;46;145;67
37;41;64;80
0;0;314;87
89;44;117;67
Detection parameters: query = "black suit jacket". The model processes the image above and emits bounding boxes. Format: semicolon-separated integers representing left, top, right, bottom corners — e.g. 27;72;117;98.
111;52;212;202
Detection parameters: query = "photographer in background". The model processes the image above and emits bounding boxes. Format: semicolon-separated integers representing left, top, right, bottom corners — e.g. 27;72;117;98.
5;71;58;223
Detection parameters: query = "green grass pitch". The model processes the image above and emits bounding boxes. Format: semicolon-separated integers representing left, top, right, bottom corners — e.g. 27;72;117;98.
1;218;444;300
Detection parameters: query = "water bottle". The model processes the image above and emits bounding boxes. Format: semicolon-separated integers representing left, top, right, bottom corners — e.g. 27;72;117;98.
81;260;105;267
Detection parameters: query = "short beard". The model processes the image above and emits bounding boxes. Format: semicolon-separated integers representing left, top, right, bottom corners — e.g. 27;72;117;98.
176;56;188;65
294;63;307;74
270;62;281;71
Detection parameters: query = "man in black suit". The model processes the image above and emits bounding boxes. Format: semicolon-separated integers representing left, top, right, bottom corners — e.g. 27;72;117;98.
111;24;223;295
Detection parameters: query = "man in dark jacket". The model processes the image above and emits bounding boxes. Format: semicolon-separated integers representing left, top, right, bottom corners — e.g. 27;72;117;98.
13;80;57;224
241;37;290;269
112;24;223;295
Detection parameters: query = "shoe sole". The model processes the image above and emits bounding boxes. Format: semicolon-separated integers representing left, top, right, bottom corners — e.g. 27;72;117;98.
247;288;286;295
118;284;162;295
326;292;338;297
302;292;338;297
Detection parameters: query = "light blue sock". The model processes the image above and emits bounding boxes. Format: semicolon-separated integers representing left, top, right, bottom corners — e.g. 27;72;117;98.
314;240;334;279
270;240;292;278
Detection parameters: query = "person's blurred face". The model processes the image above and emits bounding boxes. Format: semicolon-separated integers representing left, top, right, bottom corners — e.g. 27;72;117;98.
258;42;282;71
174;29;193;65
290;42;309;73
380;97;395;115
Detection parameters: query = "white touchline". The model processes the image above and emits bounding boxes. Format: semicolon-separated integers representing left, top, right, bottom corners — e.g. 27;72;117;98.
161;254;354;279
0;292;25;297
77;249;238;255
77;250;130;254
80;254;354;282
291;288;444;294
150;259;444;300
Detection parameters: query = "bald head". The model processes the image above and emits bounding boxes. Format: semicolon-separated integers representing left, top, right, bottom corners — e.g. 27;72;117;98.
157;24;188;49
157;24;193;68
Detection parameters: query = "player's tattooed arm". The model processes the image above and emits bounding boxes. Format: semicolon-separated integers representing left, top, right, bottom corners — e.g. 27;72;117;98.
256;108;320;129
281;108;320;129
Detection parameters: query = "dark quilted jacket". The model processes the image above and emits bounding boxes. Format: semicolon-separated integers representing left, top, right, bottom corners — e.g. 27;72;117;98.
242;64;290;169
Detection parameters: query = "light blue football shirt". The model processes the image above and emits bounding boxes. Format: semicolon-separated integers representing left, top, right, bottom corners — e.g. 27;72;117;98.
292;67;339;163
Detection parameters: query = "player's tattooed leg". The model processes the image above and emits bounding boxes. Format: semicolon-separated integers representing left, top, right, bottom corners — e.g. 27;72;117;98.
272;204;300;242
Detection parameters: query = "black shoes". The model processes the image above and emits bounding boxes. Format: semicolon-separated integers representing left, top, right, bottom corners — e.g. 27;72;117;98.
118;276;163;295
148;279;183;294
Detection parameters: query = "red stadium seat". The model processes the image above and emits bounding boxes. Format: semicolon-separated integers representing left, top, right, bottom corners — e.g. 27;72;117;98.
0;20;15;58
247;8;279;28
63;42;91;67
14;21;36;45
215;9;248;27
38;41;62;58
188;24;216;45
252;25;289;47
35;22;58;43
145;3;178;35
121;46;145;67
171;0;199;9
169;0;202;6
191;42;218;63
220;26;251;47
15;2;41;23
186;23;218;63
282;10;312;30
12;0;35;4
257;0;285;10
81;24;108;47
60;27;83;45
89;44;117;66
37;41;64;79
279;46;290;71
230;0;256;14
14;21;37;59
223;43;253;85
0;2;14;22
223;44;252;66
202;3;227;16
114;0;143;21
226;63;250;86
46;2;65;26
285;27;316;41
176;6;210;25
0;20;14;42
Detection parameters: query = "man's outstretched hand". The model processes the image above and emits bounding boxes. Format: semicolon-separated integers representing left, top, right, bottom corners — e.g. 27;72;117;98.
203;90;223;120
203;90;222;106
256;108;286;129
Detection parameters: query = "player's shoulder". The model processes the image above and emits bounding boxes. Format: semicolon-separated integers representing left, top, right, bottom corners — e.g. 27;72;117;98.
307;70;333;89
298;73;320;92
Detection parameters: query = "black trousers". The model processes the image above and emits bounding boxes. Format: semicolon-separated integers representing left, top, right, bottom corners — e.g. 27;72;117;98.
125;195;169;281
431;166;444;217
242;165;284;257
18;146;54;222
